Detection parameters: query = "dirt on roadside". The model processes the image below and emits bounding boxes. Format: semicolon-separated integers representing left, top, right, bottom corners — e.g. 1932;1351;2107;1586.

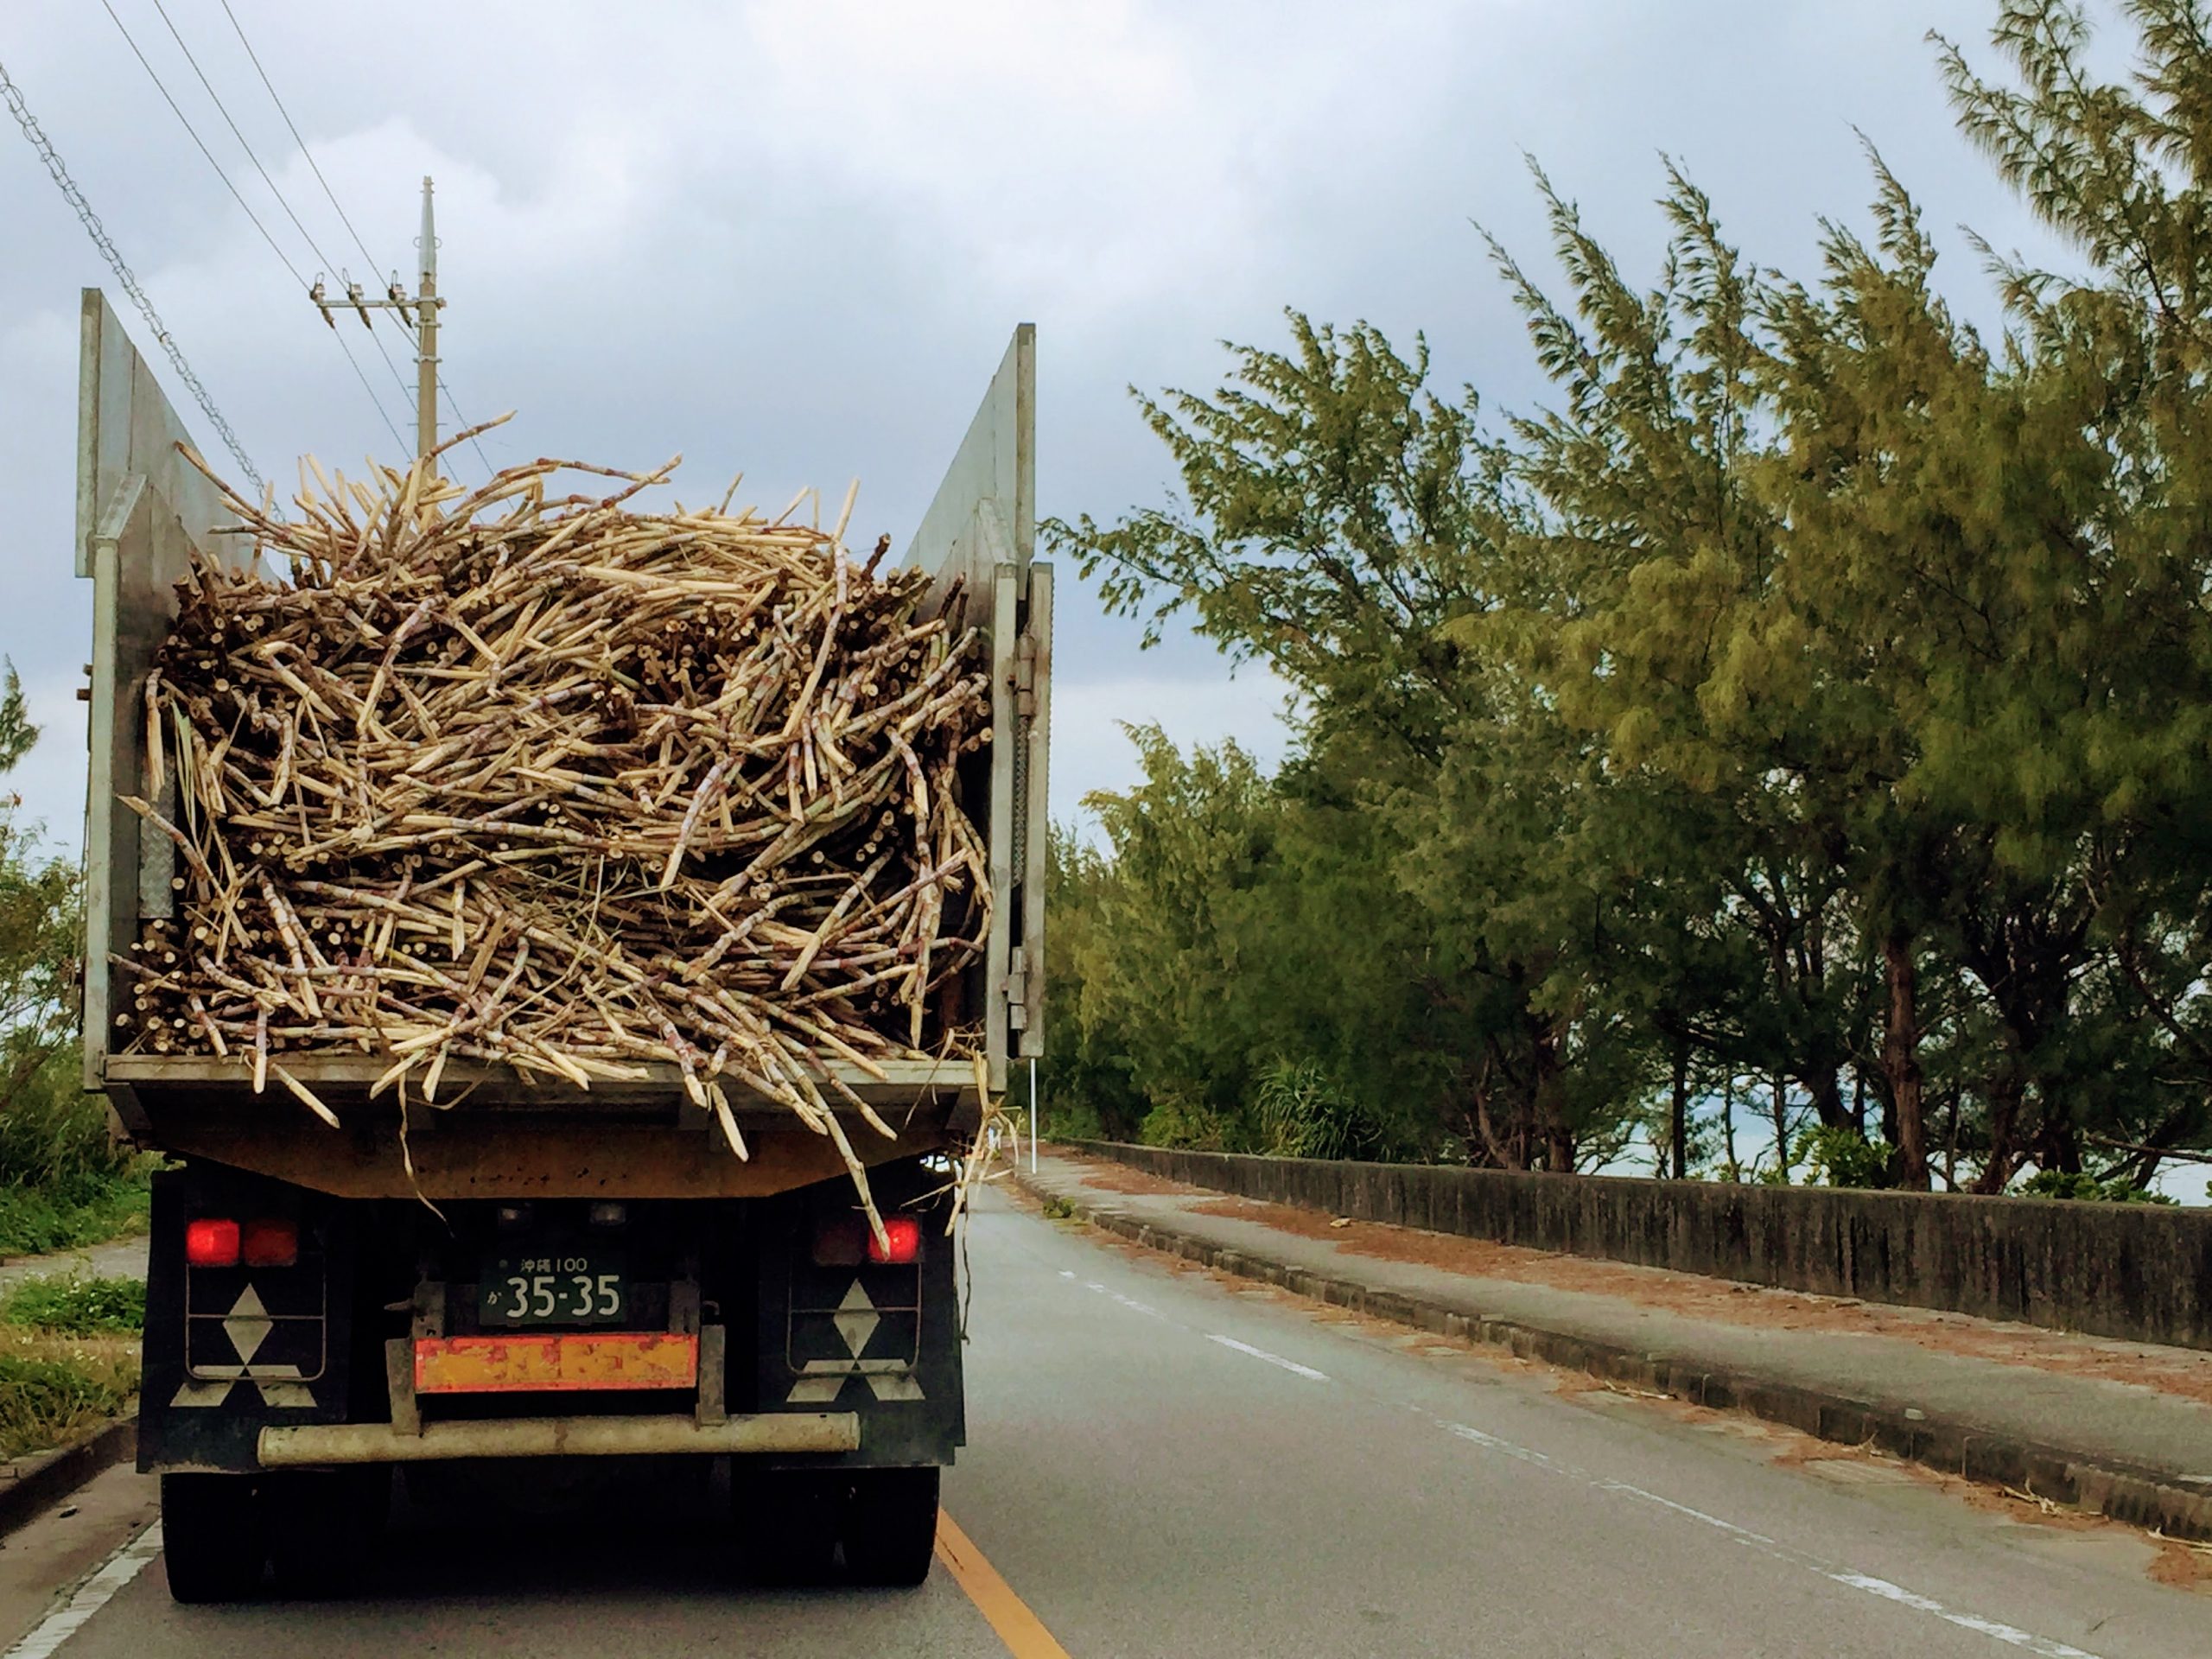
1048;1156;1206;1198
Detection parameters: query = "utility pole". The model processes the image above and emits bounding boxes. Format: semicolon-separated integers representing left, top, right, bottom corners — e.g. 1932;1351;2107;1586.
415;176;438;457
308;175;445;460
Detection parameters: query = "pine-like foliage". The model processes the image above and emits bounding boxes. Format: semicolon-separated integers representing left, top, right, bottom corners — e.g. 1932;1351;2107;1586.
1046;2;2212;1192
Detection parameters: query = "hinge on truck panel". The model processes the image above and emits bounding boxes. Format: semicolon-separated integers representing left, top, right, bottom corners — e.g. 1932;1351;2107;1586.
1004;944;1028;1032
1015;632;1039;720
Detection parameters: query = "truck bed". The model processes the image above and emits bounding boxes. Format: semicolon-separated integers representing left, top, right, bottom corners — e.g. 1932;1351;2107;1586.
78;291;1048;1200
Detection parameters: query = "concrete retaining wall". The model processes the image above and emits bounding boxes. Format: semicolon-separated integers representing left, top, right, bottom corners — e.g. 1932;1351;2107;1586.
1069;1141;2212;1351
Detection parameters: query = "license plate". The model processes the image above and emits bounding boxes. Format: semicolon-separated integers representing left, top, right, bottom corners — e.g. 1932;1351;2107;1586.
479;1249;627;1327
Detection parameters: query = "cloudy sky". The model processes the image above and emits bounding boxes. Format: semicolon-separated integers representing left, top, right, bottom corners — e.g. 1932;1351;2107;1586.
1;0;2071;854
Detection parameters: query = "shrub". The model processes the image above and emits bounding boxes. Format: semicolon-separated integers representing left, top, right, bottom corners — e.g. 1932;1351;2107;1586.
2018;1169;2175;1205
1;1275;146;1334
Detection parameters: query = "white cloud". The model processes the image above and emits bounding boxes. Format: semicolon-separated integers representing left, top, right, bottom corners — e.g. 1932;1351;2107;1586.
1048;668;1300;831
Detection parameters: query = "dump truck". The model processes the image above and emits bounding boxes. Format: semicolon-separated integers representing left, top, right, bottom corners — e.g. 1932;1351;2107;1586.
73;289;1051;1600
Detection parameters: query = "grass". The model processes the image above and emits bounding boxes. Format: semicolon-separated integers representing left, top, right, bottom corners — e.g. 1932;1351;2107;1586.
1039;1194;1079;1221
0;1332;137;1463
0;1046;159;1258
1;1275;145;1335
0;1277;146;1461
0;1172;152;1258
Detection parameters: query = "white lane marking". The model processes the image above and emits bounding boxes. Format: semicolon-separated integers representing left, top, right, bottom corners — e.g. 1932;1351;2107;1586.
1823;1573;2103;1658
1421;1409;2103;1658
1032;1198;2101;1656
1594;1478;1777;1546
1206;1333;1330;1382
5;1522;162;1659
1058;1268;1166;1320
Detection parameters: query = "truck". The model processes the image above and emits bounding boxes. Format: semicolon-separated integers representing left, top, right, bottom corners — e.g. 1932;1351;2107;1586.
73;289;1051;1601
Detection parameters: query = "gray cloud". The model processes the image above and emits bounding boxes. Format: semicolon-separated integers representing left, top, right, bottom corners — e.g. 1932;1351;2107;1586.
3;0;2069;849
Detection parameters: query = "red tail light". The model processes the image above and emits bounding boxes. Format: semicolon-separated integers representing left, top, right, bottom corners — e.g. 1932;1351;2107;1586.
185;1218;240;1268
242;1218;299;1268
868;1216;921;1265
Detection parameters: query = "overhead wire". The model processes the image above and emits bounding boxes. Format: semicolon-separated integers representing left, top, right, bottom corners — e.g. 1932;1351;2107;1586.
146;0;433;461
0;55;267;497
99;0;306;287
215;0;385;283
147;0;345;281
99;0;414;455
216;0;499;479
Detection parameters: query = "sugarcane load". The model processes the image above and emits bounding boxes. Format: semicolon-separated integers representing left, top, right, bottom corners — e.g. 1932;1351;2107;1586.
79;296;1048;1599
117;439;995;1216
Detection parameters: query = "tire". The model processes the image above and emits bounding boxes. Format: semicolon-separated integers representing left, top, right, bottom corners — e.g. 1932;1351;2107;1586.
161;1474;267;1604
842;1467;939;1587
266;1467;387;1599
734;1470;840;1585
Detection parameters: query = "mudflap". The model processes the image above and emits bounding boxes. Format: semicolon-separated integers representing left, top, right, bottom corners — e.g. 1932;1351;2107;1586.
749;1157;965;1468
138;1165;357;1474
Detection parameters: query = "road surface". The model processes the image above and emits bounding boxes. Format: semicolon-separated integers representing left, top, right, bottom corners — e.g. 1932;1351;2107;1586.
3;1189;2203;1657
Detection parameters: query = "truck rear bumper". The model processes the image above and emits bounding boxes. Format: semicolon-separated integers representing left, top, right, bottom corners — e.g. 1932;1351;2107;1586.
257;1410;859;1466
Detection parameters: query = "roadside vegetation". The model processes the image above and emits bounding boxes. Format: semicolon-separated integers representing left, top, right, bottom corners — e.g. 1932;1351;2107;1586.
0;667;149;1459
1;1275;148;1336
1046;1;2212;1198
0;1275;145;1461
0;668;152;1254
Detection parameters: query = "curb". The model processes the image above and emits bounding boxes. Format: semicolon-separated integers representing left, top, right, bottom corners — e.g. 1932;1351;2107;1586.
1015;1174;2212;1543
0;1418;137;1540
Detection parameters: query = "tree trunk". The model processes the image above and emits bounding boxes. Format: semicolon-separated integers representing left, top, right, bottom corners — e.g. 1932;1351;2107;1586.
1881;930;1929;1190
1720;1075;1739;1180
1804;1067;1852;1131
1669;1037;1689;1180
1539;1044;1574;1176
2033;1112;2082;1178
1534;1020;1573;1173
1471;1089;1523;1172
1771;1074;1791;1182
1975;1070;2026;1193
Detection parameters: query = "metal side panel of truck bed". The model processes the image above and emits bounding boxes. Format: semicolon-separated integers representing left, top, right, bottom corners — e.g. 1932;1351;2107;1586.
76;291;1051;1201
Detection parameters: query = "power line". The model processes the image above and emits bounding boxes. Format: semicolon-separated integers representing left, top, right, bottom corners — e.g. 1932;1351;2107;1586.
99;0;304;285
146;0;345;280
363;321;418;413
206;2;422;422
215;0;497;478
334;327;409;454
99;0;411;448
0;55;266;497
216;0;385;287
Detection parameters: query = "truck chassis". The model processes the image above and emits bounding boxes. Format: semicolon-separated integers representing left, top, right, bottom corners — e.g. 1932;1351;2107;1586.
73;295;1047;1600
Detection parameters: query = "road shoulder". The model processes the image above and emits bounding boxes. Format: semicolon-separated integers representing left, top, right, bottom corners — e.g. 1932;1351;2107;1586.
1014;1151;2212;1544
0;1461;156;1654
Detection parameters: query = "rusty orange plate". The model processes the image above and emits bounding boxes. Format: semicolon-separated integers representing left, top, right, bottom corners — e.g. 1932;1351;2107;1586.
414;1332;700;1395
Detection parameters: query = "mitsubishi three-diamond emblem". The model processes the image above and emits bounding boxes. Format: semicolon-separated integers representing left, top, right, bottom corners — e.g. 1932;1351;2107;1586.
171;1283;317;1409
224;1285;273;1364
785;1278;925;1405
832;1281;880;1355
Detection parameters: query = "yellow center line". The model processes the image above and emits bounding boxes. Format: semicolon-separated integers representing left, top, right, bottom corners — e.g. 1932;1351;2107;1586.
935;1510;1074;1658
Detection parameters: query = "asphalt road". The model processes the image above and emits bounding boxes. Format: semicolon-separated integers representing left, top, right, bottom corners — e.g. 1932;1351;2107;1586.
4;1189;2206;1658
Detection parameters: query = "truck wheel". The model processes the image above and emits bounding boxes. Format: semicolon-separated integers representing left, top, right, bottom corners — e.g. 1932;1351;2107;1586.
735;1470;840;1585
842;1468;940;1587
161;1474;267;1603
266;1468;386;1598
